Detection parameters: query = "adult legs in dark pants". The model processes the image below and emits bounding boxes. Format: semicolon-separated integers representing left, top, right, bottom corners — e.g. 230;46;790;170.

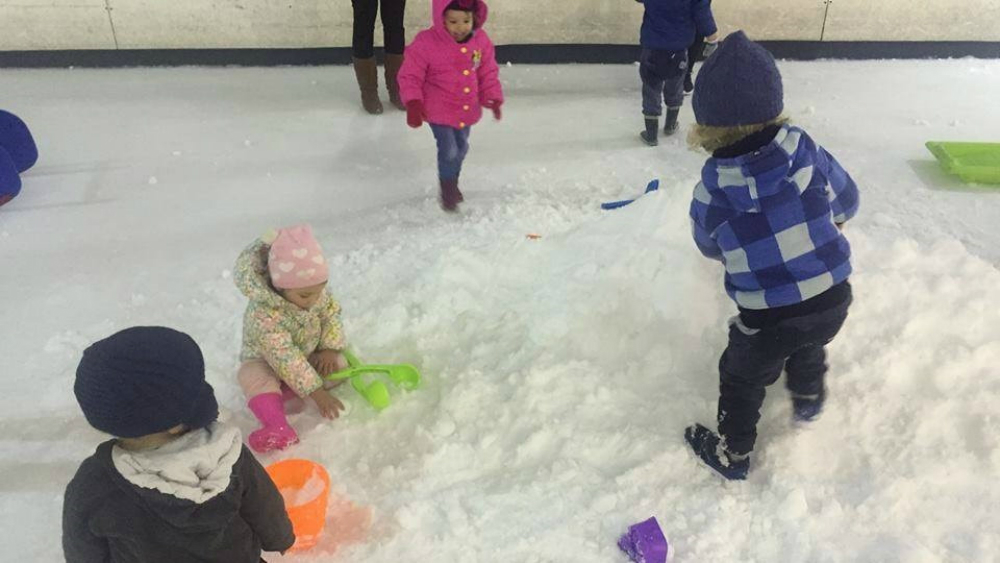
685;34;706;93
351;0;406;57
430;124;471;211
686;0;713;92
638;48;688;146
351;0;408;113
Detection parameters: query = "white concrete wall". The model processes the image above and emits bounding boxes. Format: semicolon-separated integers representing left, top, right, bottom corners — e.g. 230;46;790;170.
824;0;1000;41
713;0;828;41
0;0;116;50
1;0;998;51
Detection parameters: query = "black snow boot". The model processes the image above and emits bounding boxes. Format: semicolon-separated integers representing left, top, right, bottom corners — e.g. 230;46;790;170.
664;108;680;136
640;116;659;146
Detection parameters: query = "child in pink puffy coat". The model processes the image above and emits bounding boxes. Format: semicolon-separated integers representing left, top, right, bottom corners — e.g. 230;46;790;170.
397;0;504;212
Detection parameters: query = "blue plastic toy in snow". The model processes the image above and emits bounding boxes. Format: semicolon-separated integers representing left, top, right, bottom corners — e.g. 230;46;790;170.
601;179;660;210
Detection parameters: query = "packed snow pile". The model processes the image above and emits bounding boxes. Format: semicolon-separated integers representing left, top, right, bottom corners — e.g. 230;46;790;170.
1;61;999;562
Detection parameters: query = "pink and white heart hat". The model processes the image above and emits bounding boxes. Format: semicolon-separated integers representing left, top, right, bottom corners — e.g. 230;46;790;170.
267;224;329;289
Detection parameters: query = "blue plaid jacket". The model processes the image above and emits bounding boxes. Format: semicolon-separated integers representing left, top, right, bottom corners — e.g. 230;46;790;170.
690;125;860;309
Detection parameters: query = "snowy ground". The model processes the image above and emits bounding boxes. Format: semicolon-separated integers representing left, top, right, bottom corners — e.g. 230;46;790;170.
1;60;999;563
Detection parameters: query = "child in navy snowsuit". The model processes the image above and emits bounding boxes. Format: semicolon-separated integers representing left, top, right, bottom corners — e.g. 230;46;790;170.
634;0;718;146
684;31;860;480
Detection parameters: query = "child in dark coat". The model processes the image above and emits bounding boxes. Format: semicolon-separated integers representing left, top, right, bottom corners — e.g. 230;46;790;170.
684;32;860;480
634;0;718;146
63;326;295;562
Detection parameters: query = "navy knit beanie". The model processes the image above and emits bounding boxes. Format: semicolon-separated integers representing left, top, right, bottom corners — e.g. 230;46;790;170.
74;327;218;438
692;30;784;127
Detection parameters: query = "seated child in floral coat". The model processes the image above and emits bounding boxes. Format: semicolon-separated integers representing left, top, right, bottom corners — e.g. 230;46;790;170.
235;224;349;453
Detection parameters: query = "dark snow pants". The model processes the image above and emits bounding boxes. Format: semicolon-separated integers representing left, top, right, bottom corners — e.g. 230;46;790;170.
639;47;688;117
717;286;852;455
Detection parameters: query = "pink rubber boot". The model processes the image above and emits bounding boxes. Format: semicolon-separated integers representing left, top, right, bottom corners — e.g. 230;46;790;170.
247;393;299;453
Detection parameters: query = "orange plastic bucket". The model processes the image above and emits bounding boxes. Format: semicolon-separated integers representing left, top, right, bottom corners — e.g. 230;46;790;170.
265;459;331;551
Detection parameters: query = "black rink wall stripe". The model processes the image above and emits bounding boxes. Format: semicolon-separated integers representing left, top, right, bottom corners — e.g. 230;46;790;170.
0;42;998;68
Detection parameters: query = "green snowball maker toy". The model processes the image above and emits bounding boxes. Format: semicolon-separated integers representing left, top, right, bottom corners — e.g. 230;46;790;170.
324;350;420;410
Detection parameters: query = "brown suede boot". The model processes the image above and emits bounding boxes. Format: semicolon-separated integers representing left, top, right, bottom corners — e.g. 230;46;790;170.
352;57;383;115
439;178;463;212
384;54;406;111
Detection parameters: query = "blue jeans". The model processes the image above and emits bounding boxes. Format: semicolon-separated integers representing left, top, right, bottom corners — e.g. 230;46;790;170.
639;48;687;116
430;124;471;181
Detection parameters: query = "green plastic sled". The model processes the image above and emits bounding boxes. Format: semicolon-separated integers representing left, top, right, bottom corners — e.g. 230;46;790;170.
324;350;420;411
926;141;1000;185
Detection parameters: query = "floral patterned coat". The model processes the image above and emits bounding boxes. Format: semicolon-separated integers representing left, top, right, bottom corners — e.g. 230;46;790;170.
235;237;346;397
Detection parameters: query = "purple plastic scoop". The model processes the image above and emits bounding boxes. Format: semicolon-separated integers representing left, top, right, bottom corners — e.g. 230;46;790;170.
618;517;668;563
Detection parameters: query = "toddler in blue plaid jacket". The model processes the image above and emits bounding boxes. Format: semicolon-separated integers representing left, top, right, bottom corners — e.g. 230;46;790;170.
683;31;860;480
